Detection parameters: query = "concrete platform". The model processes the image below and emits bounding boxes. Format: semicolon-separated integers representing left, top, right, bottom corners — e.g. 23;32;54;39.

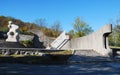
68;50;112;62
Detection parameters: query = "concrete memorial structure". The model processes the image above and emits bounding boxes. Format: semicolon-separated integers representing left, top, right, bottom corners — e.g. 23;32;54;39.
62;24;112;56
6;21;19;42
2;20;113;57
46;31;69;49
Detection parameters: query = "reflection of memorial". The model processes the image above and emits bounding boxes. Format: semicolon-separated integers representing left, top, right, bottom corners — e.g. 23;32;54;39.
6;21;19;42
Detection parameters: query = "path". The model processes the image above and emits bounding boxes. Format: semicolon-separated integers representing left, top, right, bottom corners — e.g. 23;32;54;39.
68;50;112;62
0;62;120;75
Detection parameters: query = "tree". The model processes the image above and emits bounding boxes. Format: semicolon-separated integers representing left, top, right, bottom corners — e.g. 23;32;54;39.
68;30;75;38
34;18;46;28
50;21;62;37
108;14;120;47
69;17;93;38
109;25;120;46
51;21;62;32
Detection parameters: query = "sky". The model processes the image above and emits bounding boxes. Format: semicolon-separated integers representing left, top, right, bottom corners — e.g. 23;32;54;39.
0;0;120;32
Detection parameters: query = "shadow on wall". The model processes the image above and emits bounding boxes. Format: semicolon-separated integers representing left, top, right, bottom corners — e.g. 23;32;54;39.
32;34;45;48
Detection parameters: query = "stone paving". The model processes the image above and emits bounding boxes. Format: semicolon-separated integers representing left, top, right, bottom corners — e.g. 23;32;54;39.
0;62;120;75
0;50;119;75
68;50;112;62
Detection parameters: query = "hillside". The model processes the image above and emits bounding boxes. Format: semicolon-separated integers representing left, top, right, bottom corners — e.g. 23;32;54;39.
0;16;60;37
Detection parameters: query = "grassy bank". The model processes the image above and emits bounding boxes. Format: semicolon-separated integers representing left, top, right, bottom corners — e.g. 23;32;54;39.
110;46;120;49
0;50;73;64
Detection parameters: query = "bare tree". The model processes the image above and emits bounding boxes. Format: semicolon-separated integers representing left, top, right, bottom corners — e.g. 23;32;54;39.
51;21;62;32
34;18;46;27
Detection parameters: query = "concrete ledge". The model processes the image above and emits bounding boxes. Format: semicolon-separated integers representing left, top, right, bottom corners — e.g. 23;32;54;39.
68;50;112;62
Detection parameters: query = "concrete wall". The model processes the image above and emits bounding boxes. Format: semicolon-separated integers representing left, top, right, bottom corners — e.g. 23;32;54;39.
19;34;34;41
28;29;50;47
62;25;112;56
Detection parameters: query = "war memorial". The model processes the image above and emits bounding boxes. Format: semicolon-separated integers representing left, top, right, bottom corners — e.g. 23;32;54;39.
0;21;120;74
0;21;119;62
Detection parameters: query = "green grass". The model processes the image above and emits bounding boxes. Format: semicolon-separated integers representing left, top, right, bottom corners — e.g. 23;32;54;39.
0;50;73;57
109;46;120;49
0;50;73;64
44;50;73;55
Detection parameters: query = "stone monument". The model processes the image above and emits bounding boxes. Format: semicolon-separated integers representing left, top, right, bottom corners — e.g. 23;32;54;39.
6;21;19;42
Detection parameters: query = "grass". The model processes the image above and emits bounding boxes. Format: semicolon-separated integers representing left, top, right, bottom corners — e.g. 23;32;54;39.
0;50;73;64
0;50;73;57
110;46;120;49
44;50;73;55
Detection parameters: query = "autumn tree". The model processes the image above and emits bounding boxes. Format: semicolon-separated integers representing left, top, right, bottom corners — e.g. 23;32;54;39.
0;16;10;31
0;16;63;37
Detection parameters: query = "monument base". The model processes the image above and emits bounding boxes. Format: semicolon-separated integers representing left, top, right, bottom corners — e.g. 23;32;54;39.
0;42;25;48
6;38;18;42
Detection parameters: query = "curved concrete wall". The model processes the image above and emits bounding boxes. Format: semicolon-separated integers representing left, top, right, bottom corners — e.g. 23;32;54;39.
62;25;112;56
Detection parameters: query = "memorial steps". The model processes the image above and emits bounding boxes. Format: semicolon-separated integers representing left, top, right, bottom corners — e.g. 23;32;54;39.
47;31;69;49
56;39;69;49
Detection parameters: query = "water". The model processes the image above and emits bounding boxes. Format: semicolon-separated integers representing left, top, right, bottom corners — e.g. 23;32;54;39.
0;62;120;75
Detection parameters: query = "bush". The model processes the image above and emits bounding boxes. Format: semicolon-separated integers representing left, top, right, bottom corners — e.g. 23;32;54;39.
20;40;33;47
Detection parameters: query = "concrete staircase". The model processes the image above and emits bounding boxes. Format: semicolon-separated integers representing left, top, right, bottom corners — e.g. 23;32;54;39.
47;32;69;49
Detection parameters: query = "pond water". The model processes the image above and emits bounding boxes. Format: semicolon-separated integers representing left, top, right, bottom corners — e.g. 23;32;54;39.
0;62;120;75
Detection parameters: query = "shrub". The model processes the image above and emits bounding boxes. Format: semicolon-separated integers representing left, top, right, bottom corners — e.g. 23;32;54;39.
20;40;33;47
